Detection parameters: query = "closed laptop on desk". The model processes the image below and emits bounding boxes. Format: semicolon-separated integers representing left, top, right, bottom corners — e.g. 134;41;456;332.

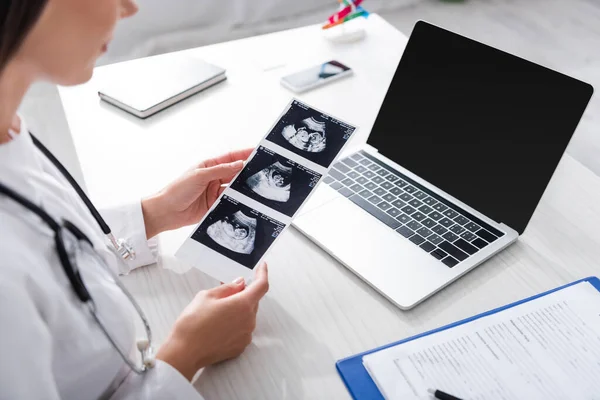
294;21;594;310
98;55;226;118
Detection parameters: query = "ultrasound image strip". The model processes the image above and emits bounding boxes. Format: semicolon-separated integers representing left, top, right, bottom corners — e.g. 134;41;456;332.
229;146;322;217
178;100;356;276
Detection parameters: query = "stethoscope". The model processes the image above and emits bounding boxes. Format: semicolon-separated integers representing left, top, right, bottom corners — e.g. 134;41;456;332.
0;133;154;374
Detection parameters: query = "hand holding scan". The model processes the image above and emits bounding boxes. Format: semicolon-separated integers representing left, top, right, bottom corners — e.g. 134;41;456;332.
156;262;269;381
142;148;253;238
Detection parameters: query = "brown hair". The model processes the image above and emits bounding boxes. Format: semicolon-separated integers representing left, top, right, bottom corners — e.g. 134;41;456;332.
0;0;48;71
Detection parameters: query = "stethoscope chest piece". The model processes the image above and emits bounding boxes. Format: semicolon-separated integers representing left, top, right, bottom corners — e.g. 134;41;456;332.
137;338;156;369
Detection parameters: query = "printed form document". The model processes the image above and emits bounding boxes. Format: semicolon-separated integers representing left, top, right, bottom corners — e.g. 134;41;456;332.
363;281;600;400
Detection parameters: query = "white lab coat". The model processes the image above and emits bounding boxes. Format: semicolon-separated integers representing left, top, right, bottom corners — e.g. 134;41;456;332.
0;121;202;400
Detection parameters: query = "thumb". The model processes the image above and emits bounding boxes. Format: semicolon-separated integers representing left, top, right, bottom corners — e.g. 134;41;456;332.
195;161;244;183
209;277;246;299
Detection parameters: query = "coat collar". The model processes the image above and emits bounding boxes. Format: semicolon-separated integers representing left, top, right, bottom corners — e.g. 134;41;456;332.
0;118;45;205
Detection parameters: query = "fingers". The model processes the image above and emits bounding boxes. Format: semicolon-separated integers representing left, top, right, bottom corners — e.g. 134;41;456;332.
209;277;246;299
198;148;254;169
241;262;270;304
194;161;244;184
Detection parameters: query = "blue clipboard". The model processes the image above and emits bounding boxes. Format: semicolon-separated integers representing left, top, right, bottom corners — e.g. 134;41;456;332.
336;276;600;400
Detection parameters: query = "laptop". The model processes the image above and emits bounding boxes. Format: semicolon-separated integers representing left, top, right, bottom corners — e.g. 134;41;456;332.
293;21;594;310
98;55;226;118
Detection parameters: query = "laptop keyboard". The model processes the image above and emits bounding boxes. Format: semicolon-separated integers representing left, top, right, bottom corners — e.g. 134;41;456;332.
324;151;505;268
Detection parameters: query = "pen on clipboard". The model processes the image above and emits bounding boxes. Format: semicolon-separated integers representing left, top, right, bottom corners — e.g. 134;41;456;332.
428;388;464;400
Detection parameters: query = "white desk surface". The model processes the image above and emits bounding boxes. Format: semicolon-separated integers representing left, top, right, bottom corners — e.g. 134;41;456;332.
58;15;600;400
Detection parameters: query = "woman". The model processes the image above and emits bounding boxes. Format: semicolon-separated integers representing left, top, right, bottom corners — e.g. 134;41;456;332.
0;1;269;399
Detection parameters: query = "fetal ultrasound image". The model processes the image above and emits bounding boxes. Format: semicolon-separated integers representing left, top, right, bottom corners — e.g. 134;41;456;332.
230;146;322;217
266;100;356;168
192;195;285;269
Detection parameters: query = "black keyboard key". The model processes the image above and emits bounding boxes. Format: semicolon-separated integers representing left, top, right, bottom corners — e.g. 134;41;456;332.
423;196;438;206
399;193;413;202
409;199;422;208
407;220;422;231
372;176;385;184
396;214;411;224
439;241;468;261
338;187;354;197
341;178;354;186
377;202;392;211
347;171;360;180
461;231;477;242
341;158;358;168
443;209;458;219
454;215;469;225
465;222;480;232
387;208;402;218
349;195;402;229
359;158;372;166
419;205;433;214
358;189;372;199
391;199;406;209
421;218;436;228
334;162;351;173
420;241;436;252
429;211;443;221
417;227;432;238
329;169;345;181
381;182;394;190
385;174;399;183
477;229;498;243
355;176;368;185
431;225;448;235
354;166;367;174
442;231;459;242
433;203;448;212
374;188;387;196
368;195;383;204
401;205;416;215
364;182;377;190
350;183;364;193
428;234;443;245
472;237;488;249
442;256;459;268
413;191;428;200
410;235;426;245
431;248;447;260
368;163;380;171
412;212;426;222
350;153;364;161
376;169;389;177
382;193;396;203
404;185;417;194
397;226;414;238
454;239;478;255
389;187;403;196
363;171;376;179
394;180;408;188
449;225;465;235
439;217;454;228
330;181;343;190
324;176;335;184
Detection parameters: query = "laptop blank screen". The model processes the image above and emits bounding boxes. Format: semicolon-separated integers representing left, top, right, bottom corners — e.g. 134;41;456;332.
367;21;593;234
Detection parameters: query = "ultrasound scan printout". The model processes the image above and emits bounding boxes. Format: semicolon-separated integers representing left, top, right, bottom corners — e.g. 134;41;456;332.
192;196;285;269
266;100;355;168
230;146;322;217
176;100;357;282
